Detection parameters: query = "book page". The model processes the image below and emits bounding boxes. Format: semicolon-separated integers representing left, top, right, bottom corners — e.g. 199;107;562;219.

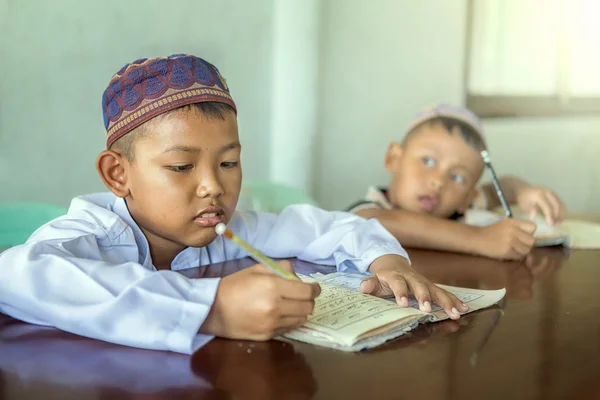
290;276;425;347
310;272;506;322
281;273;506;352
559;219;600;249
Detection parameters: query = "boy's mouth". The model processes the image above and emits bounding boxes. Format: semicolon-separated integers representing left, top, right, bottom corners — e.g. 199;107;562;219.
418;195;439;212
193;206;225;227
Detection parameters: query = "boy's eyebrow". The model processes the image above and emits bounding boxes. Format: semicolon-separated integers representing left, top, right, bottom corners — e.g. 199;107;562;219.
161;145;201;154
220;142;242;152
161;142;241;154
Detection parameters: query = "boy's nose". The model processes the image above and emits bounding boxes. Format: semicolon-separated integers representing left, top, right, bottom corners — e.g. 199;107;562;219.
196;171;224;198
429;173;446;190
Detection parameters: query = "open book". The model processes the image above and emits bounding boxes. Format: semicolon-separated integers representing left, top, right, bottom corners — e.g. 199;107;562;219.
281;272;505;352
463;208;600;249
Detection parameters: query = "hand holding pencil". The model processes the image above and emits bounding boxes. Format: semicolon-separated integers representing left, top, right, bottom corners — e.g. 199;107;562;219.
198;223;320;340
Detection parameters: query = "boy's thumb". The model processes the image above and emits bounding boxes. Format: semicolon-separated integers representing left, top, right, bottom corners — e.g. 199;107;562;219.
360;276;378;294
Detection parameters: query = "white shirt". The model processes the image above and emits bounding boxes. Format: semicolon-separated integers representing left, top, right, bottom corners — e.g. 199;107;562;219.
0;192;408;354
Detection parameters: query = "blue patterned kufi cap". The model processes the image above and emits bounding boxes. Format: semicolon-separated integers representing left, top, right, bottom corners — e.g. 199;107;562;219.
102;54;236;148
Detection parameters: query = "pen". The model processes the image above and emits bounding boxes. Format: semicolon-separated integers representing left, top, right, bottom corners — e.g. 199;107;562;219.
215;223;299;281
480;150;513;218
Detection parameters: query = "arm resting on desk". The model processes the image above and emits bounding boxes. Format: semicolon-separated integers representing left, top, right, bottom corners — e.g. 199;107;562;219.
0;232;218;354
356;208;481;255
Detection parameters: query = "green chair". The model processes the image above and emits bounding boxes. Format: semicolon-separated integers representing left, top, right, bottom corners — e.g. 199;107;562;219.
0;202;68;248
239;181;318;214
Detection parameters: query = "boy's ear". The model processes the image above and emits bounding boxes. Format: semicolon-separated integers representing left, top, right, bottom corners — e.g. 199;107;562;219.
96;150;131;198
384;142;404;172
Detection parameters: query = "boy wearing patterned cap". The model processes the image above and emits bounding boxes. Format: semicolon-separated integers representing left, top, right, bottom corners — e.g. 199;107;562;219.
0;55;467;354
346;104;566;260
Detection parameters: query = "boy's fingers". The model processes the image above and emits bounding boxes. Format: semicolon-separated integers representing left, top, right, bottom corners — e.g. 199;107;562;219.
516;233;535;249
528;208;538;220
279;299;316;317
360;276;387;297
405;277;432;312
280;281;321;300
274;316;309;334
383;275;409;307
435;287;468;311
517;220;537;234
511;243;530;258
556;195;567;222
515;234;535;254
432;289;465;319
545;191;563;224
535;200;554;226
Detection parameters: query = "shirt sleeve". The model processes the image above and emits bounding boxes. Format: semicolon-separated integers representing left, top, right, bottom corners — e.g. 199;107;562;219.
0;221;218;355
345;200;383;214
227;205;410;273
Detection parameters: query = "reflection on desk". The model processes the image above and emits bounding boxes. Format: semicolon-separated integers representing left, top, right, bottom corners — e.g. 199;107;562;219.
0;316;208;393
1;246;599;400
0;314;316;399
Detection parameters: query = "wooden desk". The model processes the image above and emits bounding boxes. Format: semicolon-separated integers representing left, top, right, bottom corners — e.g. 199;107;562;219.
1;247;599;400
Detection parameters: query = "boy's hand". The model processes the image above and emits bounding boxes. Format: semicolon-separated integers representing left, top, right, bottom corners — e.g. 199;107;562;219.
363;254;469;320
475;219;536;260
201;261;321;340
517;186;566;226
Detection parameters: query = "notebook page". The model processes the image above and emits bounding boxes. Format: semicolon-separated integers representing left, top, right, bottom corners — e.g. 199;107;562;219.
559;219;600;249
310;272;506;322
295;277;425;347
281;315;424;352
281;274;505;352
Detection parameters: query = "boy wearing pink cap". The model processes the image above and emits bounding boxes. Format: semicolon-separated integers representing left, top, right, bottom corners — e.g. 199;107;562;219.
347;104;566;260
0;56;466;354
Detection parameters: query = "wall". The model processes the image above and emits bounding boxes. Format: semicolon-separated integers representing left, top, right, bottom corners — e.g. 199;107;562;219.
1;0;598;215
314;0;468;210
0;0;277;206
269;0;320;194
313;0;599;215
483;116;600;215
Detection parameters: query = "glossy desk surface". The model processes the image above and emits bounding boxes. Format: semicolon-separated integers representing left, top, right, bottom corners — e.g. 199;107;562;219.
1;247;599;399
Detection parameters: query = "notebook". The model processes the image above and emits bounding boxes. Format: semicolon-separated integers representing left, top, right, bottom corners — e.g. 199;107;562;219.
463;208;600;249
280;272;505;352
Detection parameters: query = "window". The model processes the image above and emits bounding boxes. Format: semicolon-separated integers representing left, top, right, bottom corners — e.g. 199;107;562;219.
465;0;600;117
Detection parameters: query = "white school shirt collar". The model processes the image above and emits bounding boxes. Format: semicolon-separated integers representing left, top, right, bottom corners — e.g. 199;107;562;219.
111;197;203;271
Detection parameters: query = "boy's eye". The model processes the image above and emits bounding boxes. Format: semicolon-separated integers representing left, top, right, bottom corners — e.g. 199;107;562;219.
221;161;239;169
167;164;193;172
422;156;436;167
451;172;465;184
